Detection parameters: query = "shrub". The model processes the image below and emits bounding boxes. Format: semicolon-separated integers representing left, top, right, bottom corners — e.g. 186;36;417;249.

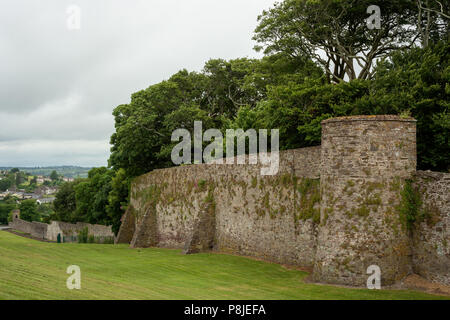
398;180;423;230
77;227;89;243
103;236;114;244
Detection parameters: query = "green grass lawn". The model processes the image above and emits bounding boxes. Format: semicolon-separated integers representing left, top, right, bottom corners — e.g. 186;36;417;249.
0;231;447;300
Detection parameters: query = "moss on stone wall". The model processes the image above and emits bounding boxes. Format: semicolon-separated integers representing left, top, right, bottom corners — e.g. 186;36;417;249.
135;185;161;219
294;178;320;224
395;178;444;231
397;179;422;230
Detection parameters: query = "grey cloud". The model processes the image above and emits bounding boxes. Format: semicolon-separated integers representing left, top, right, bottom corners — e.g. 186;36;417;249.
0;0;277;166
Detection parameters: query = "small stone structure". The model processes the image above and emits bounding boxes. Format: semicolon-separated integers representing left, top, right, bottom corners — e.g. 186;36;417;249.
9;214;114;243
46;221;114;243
117;115;449;287
9;216;48;239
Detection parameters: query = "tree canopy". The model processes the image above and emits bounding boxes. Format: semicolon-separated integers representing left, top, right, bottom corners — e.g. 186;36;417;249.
19;200;39;223
53;167;129;234
253;0;418;83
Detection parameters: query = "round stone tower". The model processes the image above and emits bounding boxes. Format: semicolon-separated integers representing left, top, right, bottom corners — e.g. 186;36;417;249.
314;115;417;286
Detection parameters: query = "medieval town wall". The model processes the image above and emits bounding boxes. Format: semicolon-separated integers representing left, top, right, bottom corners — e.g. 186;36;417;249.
117;115;449;287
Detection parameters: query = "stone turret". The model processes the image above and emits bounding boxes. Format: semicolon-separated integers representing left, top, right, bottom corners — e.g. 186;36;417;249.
314;115;417;286
12;209;20;220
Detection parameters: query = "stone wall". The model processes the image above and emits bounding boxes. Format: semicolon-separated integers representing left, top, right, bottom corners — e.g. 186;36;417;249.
214;150;321;266
9;217;48;239
47;221;114;242
8;216;113;243
127;146;321;267
119;115;450;287
412;171;450;285
115;206;136;244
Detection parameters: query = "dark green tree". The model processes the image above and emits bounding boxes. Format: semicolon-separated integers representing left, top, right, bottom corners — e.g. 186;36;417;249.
253;0;417;83
50;170;59;181
0;198;16;224
364;41;450;171
106;168;130;235
30;176;37;185
0;178;12;191
53;181;77;222
19;200;40;222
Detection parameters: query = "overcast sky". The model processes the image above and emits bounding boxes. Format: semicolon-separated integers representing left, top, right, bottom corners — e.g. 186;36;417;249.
0;0;277;167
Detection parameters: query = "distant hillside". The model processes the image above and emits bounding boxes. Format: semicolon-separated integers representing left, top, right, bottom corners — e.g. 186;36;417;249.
0;166;91;178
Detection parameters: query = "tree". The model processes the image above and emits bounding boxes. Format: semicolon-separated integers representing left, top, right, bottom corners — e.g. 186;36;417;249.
232;76;370;150
416;0;450;47
73;180;93;222
203;58;263;117
366;41;450;171
50;170;59;181
30;176;37;185
25;183;37;193
19;200;40;222
106;168;130;235
0;178;12;192
53;181;77;222
52;167;128;229
85;167;114;224
253;0;417;83
241;42;449;172
109;69;221;177
108;56;320;177
15;172;25;186
37;203;54;224
58;167;114;225
0;198;16;224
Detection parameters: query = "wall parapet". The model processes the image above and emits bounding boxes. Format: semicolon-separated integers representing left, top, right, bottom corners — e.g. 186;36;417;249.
321;115;417;124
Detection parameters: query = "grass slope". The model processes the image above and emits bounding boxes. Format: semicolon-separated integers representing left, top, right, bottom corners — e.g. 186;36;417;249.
0;232;447;300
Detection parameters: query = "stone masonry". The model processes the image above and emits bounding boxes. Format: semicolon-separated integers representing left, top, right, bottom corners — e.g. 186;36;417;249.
314;116;417;286
9;216;114;243
117;115;449;287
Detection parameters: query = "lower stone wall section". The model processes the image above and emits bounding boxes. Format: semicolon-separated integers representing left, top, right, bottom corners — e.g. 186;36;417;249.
184;199;216;254
128;147;321;267
412;171;450;285
115;206;136;244
9;215;115;243
9;218;48;239
46;221;114;242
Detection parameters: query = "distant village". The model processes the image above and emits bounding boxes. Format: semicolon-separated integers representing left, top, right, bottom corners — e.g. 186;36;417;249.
0;169;74;204
0;167;91;225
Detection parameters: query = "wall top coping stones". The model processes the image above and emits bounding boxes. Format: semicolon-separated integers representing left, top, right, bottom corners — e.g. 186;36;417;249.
415;170;450;180
322;115;417;124
133;146;321;182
